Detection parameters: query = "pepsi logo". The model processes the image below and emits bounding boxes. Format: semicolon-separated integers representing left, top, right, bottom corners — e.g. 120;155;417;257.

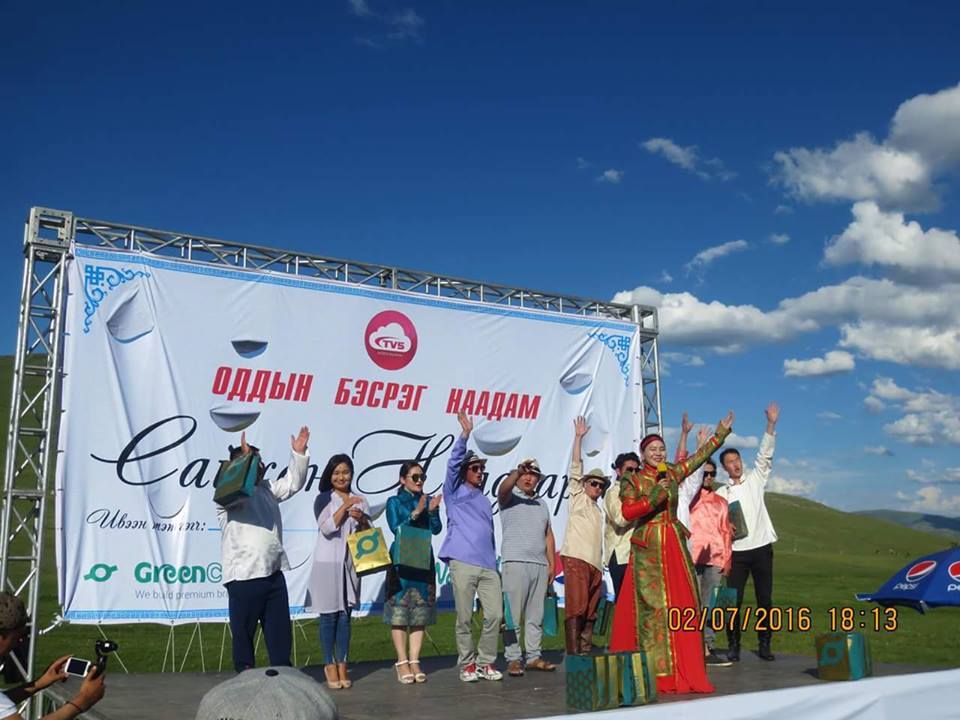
948;561;960;583
365;311;418;371
904;560;937;583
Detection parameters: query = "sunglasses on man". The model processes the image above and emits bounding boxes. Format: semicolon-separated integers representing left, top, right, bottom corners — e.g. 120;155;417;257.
587;480;606;489
467;464;485;473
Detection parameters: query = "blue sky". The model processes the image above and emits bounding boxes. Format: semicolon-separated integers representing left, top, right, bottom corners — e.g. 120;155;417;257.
2;1;959;516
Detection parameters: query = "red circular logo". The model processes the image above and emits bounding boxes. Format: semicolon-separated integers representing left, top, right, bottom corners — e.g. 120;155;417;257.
364;311;418;371
905;560;937;583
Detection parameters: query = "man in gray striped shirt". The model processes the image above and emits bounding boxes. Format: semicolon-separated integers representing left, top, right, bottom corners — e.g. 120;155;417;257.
497;458;557;677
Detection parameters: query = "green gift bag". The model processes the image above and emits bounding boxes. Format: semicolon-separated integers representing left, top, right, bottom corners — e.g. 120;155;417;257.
709;586;739;611
213;451;260;508
615;651;657;706
543;592;558;637
816;632;873;681
565;654;619;711
592;596;613;646
728;500;748;541
393;524;432;570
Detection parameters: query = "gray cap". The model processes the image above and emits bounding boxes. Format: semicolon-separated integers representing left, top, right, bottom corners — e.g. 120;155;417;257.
195;667;338;720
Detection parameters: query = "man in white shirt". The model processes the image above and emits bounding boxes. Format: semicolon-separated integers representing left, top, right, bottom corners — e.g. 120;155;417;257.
218;426;310;672
715;403;779;663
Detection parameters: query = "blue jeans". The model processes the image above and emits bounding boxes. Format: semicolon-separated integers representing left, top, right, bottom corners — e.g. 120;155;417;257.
319;610;352;664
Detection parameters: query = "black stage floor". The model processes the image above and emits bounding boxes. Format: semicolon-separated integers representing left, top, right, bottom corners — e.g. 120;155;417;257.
48;651;938;720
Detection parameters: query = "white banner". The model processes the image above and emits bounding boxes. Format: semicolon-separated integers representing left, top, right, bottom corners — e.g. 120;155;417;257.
57;246;642;623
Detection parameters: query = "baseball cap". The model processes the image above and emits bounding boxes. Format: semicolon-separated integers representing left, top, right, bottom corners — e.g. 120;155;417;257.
195;667;338;720
0;593;28;632
518;458;542;475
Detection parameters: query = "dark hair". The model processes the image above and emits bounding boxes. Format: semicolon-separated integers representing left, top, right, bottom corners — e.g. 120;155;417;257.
397;460;423;494
703;456;716;470
719;449;741;465
612;452;640;472
319;454;354;493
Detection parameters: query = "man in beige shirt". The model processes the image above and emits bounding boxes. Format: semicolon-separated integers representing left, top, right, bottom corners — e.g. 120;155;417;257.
603;451;640;599
559;416;608;655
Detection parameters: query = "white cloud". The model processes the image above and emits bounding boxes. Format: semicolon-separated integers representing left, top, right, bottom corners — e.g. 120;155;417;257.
774;204;794;215
659;270;673;284
824;201;960;285
864;445;894;456
783;350;855;377
660;351;705;374
818;411;843;420
895;486;960;516
864;396;886;413
726;432;759;449
576;157;590;169
772;84;960;211
767;474;817;497
684;240;749;272
641;137;735;181
351;1;424;44
906;466;960;484
840;322;960;370
866;377;960;446
769;233;791;245
597;169;624;184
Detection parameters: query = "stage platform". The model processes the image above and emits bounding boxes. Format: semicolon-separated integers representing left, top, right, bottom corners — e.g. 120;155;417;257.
46;650;951;720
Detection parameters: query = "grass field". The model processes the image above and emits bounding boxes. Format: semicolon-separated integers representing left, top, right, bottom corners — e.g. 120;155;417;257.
1;357;958;673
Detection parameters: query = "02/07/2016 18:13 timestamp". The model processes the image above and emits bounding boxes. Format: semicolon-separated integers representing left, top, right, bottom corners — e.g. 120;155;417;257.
667;605;899;633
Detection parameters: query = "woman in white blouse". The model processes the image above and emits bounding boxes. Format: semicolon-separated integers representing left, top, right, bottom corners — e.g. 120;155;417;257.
306;454;369;690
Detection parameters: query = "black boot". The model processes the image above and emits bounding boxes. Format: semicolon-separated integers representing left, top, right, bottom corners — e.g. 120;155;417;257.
726;629;741;662
758;633;775;661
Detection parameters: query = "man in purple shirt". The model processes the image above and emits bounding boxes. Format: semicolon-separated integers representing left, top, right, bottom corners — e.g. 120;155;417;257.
439;411;503;682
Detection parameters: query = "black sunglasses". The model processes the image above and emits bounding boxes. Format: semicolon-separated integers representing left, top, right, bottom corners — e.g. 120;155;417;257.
467;464;485;473
587;480;606;489
410;473;426;483
703;471;717;478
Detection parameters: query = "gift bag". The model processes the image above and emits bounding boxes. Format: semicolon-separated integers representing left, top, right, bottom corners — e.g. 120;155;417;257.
816;632;873;681
213;451;260;508
565;654;619;712
592;596;613;646
708;586;739;611
728;500;748;541
393;524;433;570
346;527;392;576
543;591;559;637
615;651;657;706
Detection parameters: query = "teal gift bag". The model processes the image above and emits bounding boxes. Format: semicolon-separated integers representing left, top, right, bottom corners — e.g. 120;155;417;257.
816;632;873;681
565;655;619;711
393;524;432;570
593;596;613;646
615;651;657;706
543;592;558;637
213;451;260;507
708;586;738;611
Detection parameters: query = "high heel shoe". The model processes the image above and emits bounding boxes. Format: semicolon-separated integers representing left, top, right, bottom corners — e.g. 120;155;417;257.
324;663;342;690
409;659;427;683
394;660;415;684
337;662;353;689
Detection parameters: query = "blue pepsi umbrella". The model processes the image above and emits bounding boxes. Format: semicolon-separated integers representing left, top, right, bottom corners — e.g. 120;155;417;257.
856;546;960;613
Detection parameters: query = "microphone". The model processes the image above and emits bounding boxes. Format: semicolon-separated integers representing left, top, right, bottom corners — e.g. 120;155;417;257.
656;462;668;480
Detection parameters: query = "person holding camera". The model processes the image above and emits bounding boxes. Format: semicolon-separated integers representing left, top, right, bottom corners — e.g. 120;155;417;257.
497;458;556;676
306;453;369;690
217;426;310;673
0;592;105;719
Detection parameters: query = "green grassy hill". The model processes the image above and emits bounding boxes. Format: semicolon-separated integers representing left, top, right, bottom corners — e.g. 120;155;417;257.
0;355;957;671
854;509;960;541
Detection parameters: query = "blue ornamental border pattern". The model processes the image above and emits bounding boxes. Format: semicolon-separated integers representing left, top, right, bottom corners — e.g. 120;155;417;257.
588;330;632;386
82;264;151;334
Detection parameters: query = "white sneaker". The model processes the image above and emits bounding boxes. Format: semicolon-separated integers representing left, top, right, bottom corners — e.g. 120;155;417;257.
477;663;503;681
459;663;479;682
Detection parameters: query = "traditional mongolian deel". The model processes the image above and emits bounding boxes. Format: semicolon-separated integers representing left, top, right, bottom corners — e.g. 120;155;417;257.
816;632;873;681
607;424;730;694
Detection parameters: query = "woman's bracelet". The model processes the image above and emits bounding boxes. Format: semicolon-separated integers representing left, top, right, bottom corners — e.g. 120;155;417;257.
66;700;85;714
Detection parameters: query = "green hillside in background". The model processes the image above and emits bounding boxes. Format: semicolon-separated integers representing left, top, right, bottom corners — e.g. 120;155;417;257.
0;355;957;672
854;509;960;541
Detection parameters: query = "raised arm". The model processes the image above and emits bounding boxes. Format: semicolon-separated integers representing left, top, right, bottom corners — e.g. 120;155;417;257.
497;466;521;507
568;417;589;496
445;412;471;495
675;412;693;462
754;402;779;486
271;426;311;501
674;412;733;480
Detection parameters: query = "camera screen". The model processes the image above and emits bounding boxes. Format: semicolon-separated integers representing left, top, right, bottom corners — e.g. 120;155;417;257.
66;658;90;676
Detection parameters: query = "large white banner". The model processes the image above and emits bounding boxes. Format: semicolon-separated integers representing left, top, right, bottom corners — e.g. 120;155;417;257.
56;246;642;623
